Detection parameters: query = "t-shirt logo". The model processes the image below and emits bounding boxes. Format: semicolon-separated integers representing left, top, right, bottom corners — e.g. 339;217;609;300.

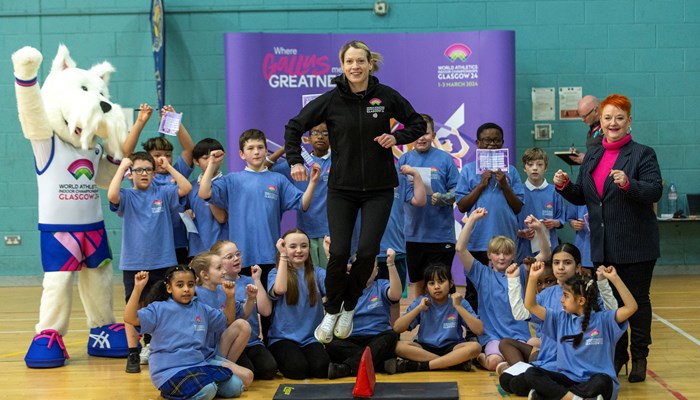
442;313;457;329
67;159;95;180
367;295;381;310
367;98;385;118
194;315;205;331
264;185;279;200
585;328;603;346
151;199;163;213
542;202;554;218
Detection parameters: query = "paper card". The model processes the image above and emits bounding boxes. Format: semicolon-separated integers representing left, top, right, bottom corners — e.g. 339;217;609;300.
158;111;182;136
475;149;509;174
503;361;532;376
179;212;198;235
413;167;434;195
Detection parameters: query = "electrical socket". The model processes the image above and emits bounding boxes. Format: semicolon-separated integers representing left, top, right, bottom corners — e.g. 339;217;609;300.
4;235;22;246
373;0;388;16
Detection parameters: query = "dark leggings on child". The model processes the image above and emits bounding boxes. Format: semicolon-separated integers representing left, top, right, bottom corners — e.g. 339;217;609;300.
523;366;613;399
268;340;330;380
325;187;393;313
236;344;278;380
325;331;399;375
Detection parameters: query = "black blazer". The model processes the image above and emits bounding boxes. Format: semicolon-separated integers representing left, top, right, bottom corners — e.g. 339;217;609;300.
560;138;662;265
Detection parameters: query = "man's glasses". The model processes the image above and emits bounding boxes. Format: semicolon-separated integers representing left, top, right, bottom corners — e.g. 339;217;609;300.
578;106;597;120
130;167;154;175
310;131;329;137
477;137;503;145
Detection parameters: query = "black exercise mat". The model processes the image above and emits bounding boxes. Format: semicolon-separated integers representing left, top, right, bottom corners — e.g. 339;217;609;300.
273;381;458;399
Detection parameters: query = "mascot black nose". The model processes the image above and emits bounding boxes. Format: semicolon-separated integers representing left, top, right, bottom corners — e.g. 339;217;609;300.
100;101;112;113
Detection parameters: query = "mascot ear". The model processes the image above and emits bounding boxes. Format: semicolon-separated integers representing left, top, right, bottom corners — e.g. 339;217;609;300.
89;62;116;86
51;44;77;73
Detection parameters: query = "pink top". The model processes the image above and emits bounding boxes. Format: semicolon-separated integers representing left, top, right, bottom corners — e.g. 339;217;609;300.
592;134;633;197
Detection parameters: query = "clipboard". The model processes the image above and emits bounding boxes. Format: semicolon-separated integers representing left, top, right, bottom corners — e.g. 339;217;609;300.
555;151;580;166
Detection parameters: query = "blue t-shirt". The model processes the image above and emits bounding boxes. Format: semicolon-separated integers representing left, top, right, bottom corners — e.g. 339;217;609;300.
112;184;180;270
138;297;227;389
399;147;459;243
405;294;478;348
234;275;264;347
267;266;326;346
455;162;524;251
208;170;303;266
516;181;564;261
378;169;410;257
195;285;244;360
543;307;627;399
150;155;193;249
351;279;394;336
272;153;331;239
186;179;228;257
467;260;530;345
565;204;593;268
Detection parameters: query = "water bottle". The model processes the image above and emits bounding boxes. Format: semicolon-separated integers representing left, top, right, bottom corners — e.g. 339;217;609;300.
668;183;678;214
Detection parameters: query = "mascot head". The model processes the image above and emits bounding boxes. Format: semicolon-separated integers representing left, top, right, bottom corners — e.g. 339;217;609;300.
41;45;127;158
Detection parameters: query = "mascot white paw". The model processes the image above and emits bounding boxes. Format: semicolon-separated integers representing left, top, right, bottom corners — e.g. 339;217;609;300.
13;44;129;368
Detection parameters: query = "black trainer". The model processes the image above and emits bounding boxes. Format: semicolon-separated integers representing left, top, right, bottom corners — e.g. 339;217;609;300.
327;362;351;379
125;352;141;373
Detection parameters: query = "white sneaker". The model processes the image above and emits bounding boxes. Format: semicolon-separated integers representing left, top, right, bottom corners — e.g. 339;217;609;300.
139;344;150;365
314;312;339;343
334;308;354;339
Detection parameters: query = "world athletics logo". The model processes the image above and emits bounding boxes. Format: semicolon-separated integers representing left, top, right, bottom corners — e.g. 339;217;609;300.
67;159;95;180
369;98;382;106
444;43;472;62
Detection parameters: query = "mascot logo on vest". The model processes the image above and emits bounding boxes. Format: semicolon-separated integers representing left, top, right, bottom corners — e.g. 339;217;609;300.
12;44;129;368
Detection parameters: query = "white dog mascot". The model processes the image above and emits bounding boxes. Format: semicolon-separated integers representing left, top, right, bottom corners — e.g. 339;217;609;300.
12;44;129;368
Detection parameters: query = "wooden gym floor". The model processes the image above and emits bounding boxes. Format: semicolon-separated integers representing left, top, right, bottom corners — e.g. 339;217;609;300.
1;275;699;399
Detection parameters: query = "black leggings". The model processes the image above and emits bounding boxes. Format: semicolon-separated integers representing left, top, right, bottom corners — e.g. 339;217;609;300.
523;366;613;399
325;331;399;375
236;344;278;380
325;187;393;313
268;340;330;380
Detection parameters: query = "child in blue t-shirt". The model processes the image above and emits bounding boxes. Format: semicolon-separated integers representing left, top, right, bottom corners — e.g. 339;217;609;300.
325;248;404;379
190;251;255;388
385;263;483;374
186;139;228;257
455;207;551;371
267;229;330;380
516;148;565;262
212;240;278;380
108;151;192;373
124;266;245;399
523;263;637;400
124;104;195;264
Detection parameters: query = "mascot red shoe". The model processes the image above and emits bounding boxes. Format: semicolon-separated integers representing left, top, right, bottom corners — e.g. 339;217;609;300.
12;44;129;368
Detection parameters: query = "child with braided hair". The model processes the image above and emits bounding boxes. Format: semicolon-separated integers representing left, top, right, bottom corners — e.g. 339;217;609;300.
522;262;637;400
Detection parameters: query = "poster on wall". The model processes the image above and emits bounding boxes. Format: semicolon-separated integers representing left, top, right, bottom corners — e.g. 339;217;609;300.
559;86;582;120
224;31;515;283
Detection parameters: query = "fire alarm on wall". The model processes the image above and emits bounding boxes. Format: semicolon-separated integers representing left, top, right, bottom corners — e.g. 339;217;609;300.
374;0;389;16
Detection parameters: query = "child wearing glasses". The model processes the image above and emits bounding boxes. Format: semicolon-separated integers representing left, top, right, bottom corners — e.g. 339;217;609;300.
108;151;192;374
185;139;229;257
268;122;332;268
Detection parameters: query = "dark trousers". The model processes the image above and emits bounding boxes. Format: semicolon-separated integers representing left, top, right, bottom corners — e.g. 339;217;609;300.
523;366;613;400
325;331;399;375
268;340;330;380
464;250;489;313
240;263;275;344
325;187;393;313
499;372;531;396
236;344;278;380
608;259;655;360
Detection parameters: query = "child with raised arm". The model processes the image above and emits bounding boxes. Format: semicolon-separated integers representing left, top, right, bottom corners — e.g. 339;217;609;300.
108;151;192;373
186;139;228;257
124;266;245;400
124;104;195;264
523;262;637;400
384;263;483;374
267;229;330;379
211;240;278;380
325;248;403;379
455;207;551;371
199;129;321;342
189;251;255;388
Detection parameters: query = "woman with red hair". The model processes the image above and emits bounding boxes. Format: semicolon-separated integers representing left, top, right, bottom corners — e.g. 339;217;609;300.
553;94;662;384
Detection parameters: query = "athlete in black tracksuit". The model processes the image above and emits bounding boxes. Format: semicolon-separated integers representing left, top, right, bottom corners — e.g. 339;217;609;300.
285;73;425;315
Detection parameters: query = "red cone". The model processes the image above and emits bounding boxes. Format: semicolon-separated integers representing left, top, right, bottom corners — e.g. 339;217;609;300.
352;346;376;398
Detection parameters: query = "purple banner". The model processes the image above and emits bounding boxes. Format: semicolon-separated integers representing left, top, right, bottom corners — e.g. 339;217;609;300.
225;32;515;284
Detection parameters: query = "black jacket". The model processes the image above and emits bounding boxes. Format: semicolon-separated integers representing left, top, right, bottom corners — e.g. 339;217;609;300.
284;75;426;191
560;139;662;265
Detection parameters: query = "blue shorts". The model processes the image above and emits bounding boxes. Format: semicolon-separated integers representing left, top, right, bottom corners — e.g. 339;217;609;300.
40;229;112;272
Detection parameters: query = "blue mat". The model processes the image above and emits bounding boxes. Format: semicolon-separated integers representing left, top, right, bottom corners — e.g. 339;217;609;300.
273;381;459;399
